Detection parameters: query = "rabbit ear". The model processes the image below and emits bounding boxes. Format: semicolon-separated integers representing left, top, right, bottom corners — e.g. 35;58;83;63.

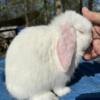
56;24;76;72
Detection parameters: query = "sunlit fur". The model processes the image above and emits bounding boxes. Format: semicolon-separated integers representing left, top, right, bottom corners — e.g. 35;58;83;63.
5;11;92;100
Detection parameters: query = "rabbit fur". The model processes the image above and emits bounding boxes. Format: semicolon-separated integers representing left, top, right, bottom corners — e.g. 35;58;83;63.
5;11;92;100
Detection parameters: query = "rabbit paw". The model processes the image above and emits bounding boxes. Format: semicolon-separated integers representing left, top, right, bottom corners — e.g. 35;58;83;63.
54;87;71;96
30;92;59;100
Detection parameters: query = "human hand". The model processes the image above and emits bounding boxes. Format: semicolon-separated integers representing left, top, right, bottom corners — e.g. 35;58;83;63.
82;7;100;60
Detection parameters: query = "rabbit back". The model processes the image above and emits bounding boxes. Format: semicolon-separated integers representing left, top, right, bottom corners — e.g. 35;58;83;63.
5;26;69;99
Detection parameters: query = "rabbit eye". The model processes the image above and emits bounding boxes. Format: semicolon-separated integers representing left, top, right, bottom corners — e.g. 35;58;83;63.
79;30;84;34
72;25;84;34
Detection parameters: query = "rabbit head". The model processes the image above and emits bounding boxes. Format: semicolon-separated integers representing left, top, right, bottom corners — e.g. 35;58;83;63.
51;11;92;69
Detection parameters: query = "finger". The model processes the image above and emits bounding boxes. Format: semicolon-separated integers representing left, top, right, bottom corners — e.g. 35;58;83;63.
93;39;100;55
91;49;97;58
83;52;92;60
94;26;100;36
82;7;100;25
82;7;93;21
92;27;99;39
92;13;100;25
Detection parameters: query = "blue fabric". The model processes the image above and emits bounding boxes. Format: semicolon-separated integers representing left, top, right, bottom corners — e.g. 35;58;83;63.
0;57;100;100
60;61;100;100
0;57;13;100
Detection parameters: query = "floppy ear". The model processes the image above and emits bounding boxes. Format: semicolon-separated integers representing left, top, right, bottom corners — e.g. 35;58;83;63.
56;24;76;72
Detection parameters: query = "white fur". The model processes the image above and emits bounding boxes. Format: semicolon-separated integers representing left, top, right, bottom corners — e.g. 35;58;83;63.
5;11;92;100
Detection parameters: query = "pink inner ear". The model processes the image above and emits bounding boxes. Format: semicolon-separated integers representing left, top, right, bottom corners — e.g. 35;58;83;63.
57;24;76;72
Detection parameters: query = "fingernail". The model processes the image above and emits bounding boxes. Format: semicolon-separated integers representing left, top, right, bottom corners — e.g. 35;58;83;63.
83;53;92;60
82;7;89;13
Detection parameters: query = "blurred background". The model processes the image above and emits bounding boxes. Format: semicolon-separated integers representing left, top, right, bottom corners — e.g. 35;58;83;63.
0;0;100;57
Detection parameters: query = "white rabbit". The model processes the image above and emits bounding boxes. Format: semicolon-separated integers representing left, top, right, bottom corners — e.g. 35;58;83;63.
5;11;92;100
